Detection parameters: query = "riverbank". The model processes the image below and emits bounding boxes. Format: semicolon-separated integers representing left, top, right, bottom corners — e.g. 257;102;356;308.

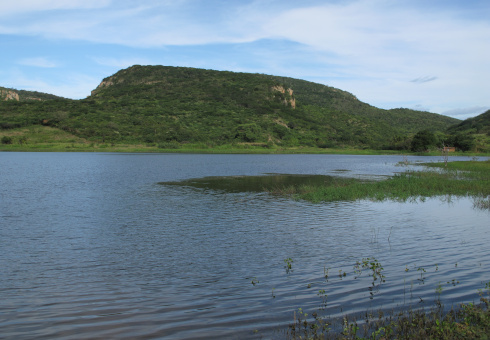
1;142;489;156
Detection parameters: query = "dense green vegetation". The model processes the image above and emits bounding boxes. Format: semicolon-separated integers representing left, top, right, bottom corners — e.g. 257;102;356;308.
445;109;490;153
288;295;490;339
4;65;482;152
449;109;490;136
267;160;490;208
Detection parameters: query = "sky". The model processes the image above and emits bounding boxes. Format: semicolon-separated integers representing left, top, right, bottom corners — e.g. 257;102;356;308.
1;0;489;120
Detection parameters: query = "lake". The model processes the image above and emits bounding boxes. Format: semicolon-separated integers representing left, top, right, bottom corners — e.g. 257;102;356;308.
1;153;489;339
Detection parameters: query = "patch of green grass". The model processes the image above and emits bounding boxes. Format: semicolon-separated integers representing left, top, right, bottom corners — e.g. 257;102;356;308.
288;298;490;339
275;161;490;207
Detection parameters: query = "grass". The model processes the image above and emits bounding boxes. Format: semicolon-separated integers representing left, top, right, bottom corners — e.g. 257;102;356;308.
267;160;490;208
288;298;490;339
282;256;490;339
0;141;403;154
3;126;490;155
273;161;490;337
284;256;490;339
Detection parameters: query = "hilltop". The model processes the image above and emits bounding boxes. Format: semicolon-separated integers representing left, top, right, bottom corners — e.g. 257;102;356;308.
0;86;65;101
448;109;490;135
1;65;480;152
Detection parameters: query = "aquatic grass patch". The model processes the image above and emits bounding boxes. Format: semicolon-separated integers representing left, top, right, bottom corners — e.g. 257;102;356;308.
160;160;490;208
286;161;490;207
473;196;490;210
288;298;490;339
161;174;342;194
282;256;490;339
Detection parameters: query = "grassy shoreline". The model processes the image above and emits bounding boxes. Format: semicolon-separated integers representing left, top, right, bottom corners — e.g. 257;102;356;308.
1;142;489;156
1;126;489;155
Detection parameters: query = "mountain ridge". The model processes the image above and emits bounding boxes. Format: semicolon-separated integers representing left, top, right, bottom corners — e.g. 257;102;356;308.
3;65;483;151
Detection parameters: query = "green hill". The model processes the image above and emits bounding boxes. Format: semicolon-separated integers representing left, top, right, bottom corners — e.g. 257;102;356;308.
448;110;490;135
0;65;461;150
1;86;65;101
444;110;490;152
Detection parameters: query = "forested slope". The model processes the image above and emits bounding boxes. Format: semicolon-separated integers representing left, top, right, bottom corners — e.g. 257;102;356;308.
0;65;461;149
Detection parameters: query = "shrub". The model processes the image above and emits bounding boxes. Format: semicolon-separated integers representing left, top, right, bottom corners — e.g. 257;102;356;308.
1;136;13;144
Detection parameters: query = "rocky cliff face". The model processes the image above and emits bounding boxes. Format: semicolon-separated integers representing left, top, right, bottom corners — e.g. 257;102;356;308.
91;79;114;97
271;85;296;109
0;89;20;101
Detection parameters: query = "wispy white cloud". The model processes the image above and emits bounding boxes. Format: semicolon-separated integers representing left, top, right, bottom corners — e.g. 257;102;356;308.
18;57;58;68
0;0;488;115
0;0;111;16
410;76;438;84
258;1;489;112
0;1;262;46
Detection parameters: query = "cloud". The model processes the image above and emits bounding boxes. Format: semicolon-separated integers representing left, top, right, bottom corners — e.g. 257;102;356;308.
1;0;489;113
0;0;111;15
410;76;438;84
18;57;58;68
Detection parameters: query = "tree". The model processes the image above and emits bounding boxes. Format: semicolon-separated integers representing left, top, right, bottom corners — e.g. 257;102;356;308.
449;133;475;152
411;129;436;152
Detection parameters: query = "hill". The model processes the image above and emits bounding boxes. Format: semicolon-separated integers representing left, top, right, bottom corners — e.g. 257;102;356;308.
448;110;490;136
444;109;490;152
0;65;461;150
1;86;65;101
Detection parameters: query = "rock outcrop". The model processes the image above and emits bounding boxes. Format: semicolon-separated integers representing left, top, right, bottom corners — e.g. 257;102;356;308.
271;85;296;109
0;89;20;101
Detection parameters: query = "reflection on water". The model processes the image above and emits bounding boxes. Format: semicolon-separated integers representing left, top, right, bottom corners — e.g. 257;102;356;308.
0;153;489;339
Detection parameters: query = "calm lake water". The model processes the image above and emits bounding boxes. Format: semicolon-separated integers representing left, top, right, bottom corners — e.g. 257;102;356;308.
1;153;489;339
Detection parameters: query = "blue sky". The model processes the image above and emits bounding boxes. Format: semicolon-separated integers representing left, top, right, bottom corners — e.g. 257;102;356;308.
1;0;489;119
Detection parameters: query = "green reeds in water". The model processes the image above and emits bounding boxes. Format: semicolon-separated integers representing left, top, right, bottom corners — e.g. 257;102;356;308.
275;161;490;208
272;255;490;339
287;298;490;339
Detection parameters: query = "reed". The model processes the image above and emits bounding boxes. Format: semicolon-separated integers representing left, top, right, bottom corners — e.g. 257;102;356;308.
275;161;490;208
288;298;490;339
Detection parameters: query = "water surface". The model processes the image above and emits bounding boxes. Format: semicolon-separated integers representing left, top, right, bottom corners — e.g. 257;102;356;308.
1;153;488;339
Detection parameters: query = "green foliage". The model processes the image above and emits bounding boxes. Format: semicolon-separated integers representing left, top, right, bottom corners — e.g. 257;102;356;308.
444;110;490;152
1;86;65;101
0;65;462;150
448;109;490;135
411;129;437;152
273;160;490;207
447;133;476;151
1;136;13;144
288;298;490;339
284;258;294;274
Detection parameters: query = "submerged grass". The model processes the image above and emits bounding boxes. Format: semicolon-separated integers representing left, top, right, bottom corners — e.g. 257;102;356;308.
284;256;490;339
288;298;490;339
269;160;490;207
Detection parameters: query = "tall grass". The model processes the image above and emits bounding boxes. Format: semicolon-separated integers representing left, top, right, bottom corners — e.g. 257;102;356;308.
288;298;490;339
269;161;490;208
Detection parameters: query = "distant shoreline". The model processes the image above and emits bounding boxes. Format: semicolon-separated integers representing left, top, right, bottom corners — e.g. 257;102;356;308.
1;143;489;156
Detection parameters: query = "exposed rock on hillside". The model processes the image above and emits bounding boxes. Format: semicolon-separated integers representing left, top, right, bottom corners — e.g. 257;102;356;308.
1;89;20;101
272;85;296;108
